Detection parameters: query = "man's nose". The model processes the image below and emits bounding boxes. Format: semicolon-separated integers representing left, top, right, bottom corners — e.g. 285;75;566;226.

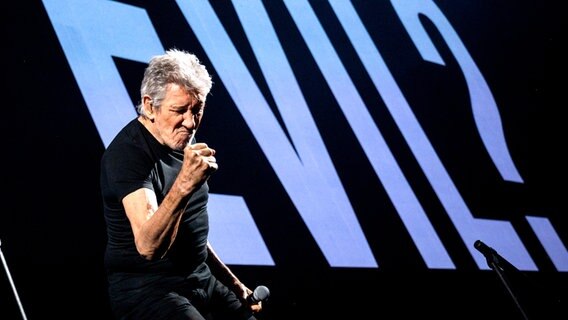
182;111;197;129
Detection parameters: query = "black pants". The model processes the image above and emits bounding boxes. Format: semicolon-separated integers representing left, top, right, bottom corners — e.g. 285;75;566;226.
116;275;256;320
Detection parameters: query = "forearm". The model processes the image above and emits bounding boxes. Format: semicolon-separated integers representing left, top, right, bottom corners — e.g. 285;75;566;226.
134;179;198;259
206;242;241;287
136;194;185;259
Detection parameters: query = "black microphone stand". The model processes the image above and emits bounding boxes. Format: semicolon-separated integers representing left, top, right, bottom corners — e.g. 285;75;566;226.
0;238;28;320
474;240;529;320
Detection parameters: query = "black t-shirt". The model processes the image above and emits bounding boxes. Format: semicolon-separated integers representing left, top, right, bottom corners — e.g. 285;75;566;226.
100;118;210;300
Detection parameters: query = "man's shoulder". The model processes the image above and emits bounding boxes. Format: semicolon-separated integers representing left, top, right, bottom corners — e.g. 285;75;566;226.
103;119;148;161
106;119;144;148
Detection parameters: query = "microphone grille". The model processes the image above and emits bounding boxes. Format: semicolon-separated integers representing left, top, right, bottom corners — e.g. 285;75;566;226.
254;285;270;301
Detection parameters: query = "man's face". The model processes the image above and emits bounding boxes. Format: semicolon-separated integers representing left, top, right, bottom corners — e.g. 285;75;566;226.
151;83;204;151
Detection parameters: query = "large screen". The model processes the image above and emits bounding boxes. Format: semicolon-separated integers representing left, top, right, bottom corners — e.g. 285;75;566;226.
2;1;566;319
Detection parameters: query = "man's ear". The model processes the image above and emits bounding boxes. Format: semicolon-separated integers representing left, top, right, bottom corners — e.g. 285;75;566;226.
142;95;154;120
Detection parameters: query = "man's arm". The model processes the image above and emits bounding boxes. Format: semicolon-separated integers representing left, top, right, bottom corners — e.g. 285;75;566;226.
123;142;216;260
122;187;187;260
206;241;263;312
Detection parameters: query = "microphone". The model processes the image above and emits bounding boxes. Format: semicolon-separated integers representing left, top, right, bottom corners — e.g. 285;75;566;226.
247;285;270;304
474;240;519;272
474;239;497;258
474;239;503;270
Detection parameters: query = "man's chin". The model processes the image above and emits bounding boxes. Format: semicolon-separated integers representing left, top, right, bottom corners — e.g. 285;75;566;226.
171;140;188;151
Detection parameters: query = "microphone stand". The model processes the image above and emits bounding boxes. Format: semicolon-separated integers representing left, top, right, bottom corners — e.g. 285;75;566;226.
0;239;28;320
474;240;529;320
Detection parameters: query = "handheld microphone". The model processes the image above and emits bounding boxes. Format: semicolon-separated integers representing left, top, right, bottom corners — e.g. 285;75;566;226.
247;285;270;304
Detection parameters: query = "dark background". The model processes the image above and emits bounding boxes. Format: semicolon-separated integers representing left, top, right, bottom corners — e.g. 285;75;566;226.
2;0;566;319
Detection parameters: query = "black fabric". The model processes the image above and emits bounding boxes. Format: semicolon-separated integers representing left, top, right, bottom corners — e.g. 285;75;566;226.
120;274;256;320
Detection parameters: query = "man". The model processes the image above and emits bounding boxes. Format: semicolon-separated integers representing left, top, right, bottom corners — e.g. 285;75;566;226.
100;49;262;319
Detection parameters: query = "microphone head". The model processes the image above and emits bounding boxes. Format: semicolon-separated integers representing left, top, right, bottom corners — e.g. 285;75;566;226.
474;240;493;255
253;285;270;302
